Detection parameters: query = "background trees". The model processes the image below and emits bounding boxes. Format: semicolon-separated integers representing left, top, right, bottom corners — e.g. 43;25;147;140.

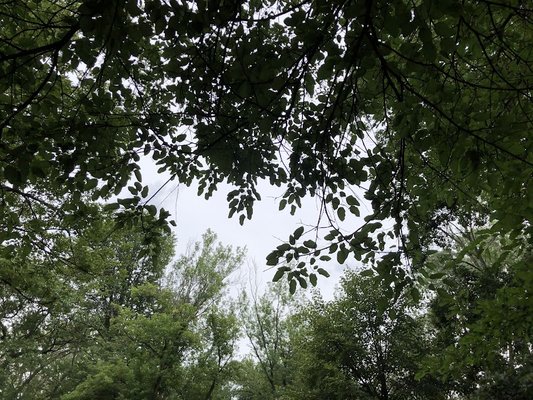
235;281;299;399
292;272;447;400
0;207;174;398
234;235;532;400
422;230;533;399
0;221;244;399
0;215;530;398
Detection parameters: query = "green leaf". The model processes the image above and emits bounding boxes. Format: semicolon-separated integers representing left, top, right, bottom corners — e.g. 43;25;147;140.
4;165;22;185
273;268;285;282
337;207;346;221
277;243;291;251
86;179;98;190
337;248;348;264
411;287;421;303
266;252;279;266
303;240;317;249
360;269;374;277
145;205;157;216
289;279;297;295
349;206;360;216
103;202;120;211
141;186;149;198
317;268;330;278
238;81;253;98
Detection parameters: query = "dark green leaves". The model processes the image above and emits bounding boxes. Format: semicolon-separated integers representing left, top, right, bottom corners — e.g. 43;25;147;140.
0;0;530;325
289;279;297;294
303;240;317;249
273;265;291;282
336;248;349;265
3;165;22;186
316;268;330;278
294;226;304;240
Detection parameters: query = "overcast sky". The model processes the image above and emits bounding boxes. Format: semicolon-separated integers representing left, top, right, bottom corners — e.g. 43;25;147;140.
139;157;355;299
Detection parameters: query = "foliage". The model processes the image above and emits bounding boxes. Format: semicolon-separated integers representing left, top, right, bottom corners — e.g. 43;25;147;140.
0;207;173;398
0;219;244;399
292;272;448;399
235;280;300;399
1;210;530;399
63;230;243;400
422;229;533;399
0;2;532;398
232;243;532;399
1;0;531;291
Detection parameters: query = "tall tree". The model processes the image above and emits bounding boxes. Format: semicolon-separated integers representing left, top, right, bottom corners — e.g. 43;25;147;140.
235;281;298;399
63;230;245;400
422;230;533;399
1;0;530;287
293;272;448;400
0;218;244;399
0;207;173;398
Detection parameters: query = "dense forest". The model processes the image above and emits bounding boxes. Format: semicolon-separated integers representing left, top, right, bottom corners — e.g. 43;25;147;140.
1;224;531;398
1;0;531;399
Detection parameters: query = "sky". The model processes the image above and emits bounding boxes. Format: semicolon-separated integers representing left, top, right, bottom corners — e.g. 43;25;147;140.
139;157;353;300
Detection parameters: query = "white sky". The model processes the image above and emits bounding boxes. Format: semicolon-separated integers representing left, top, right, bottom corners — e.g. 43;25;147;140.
139;157;354;299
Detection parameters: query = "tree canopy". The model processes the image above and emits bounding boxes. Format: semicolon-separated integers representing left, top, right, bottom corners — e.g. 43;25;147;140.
1;224;530;398
1;0;532;297
0;221;245;399
1;0;531;288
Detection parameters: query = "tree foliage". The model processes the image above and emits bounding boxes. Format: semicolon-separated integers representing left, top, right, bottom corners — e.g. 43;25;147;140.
1;2;532;397
293;272;447;400
0;207;173;398
0;222;244;399
0;213;530;398
422;229;533;399
1;0;531;288
237;238;532;399
235;281;299;399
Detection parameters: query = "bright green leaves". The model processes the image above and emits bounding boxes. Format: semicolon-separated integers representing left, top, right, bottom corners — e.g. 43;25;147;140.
0;207;178;397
